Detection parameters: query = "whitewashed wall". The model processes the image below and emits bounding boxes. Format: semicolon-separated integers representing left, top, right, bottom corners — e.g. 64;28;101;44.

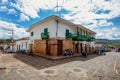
57;22;76;38
29;19;77;43
79;41;95;47
14;40;29;52
29;19;95;47
30;20;55;43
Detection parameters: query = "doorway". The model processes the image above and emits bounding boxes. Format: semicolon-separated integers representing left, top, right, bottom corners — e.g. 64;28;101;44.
17;45;18;51
46;40;51;55
85;44;87;53
75;42;79;53
57;40;63;56
80;43;82;53
29;44;33;54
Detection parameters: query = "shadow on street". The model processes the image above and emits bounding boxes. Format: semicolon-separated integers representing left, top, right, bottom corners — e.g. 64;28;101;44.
13;53;100;70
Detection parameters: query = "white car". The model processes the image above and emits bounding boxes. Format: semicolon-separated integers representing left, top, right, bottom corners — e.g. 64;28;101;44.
4;45;13;53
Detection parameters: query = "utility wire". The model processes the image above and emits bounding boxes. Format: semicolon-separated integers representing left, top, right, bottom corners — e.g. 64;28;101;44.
59;0;65;17
59;0;69;18
39;0;53;17
56;0;59;16
47;0;53;16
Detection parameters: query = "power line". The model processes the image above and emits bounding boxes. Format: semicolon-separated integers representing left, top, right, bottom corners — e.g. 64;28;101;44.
56;0;59;16
48;0;54;16
39;0;53;17
59;0;64;17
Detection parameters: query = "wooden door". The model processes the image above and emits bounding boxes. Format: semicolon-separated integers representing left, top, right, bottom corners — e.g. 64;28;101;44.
57;40;63;56
85;44;87;53
17;45;18;51
29;44;33;54
75;43;79;53
87;44;90;53
80;43;82;53
19;45;20;51
46;40;51;55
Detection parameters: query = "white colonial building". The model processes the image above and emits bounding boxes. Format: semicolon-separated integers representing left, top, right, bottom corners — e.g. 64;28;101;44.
14;37;29;53
26;15;96;56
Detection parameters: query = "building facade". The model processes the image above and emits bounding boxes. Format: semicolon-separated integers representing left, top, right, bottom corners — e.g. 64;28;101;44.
27;15;96;56
14;37;29;53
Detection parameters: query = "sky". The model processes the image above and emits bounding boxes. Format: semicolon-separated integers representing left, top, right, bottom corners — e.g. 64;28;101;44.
0;0;120;40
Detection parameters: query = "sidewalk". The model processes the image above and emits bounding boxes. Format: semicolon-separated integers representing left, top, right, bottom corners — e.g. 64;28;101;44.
0;52;6;69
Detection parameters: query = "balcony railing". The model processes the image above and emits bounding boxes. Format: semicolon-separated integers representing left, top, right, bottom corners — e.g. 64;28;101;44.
41;32;49;39
86;36;95;41
71;33;95;41
65;30;72;39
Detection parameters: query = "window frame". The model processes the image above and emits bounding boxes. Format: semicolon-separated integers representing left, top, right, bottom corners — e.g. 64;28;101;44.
31;32;34;36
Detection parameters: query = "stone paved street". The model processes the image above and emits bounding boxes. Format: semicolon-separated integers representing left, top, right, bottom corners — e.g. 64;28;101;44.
0;51;120;80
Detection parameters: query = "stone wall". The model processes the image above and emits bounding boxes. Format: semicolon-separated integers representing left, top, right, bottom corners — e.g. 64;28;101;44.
63;39;73;55
82;44;85;53
31;38;94;56
33;39;46;55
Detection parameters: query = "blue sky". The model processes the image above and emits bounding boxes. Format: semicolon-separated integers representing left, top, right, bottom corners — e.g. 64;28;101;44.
0;0;120;40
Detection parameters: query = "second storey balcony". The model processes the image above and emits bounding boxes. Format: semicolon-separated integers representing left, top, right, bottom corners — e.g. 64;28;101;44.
71;33;95;41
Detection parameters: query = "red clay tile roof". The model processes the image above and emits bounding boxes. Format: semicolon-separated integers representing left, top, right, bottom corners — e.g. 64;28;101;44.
15;37;29;41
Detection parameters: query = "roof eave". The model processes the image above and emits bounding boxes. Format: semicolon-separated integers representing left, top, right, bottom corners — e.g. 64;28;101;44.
27;15;56;32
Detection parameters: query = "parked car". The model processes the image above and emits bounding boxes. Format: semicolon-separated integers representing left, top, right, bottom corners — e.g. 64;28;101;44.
4;45;12;53
115;48;120;52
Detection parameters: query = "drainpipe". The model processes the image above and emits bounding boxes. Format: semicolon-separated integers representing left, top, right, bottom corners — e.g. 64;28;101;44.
77;27;79;41
77;27;79;35
56;20;59;38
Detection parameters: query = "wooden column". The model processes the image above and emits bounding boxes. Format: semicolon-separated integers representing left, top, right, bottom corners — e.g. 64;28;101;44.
82;44;85;53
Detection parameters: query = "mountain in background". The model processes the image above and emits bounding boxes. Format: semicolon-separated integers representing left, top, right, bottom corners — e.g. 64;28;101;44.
0;39;12;44
96;39;120;47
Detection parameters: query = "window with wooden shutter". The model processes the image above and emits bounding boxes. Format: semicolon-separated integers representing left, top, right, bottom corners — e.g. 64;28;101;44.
31;32;33;36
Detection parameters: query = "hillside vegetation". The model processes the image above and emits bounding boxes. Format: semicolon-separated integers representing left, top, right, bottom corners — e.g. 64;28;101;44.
96;39;120;47
0;39;11;44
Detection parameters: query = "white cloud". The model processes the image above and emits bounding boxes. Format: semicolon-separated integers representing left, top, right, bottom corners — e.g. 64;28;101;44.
0;6;17;15
10;0;68;18
8;0;120;39
7;8;17;14
0;6;7;12
95;27;120;40
1;0;8;3
10;0;56;18
0;20;29;39
10;0;120;20
98;19;113;27
19;13;29;22
112;27;117;31
53;6;62;12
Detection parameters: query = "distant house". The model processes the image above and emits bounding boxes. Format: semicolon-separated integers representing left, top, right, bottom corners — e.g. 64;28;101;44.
0;44;4;51
94;40;109;54
14;37;29;53
27;15;96;56
94;40;103;49
115;46;120;52
1;43;15;53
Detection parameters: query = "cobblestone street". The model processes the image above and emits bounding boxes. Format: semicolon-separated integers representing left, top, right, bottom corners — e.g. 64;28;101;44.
0;51;120;80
